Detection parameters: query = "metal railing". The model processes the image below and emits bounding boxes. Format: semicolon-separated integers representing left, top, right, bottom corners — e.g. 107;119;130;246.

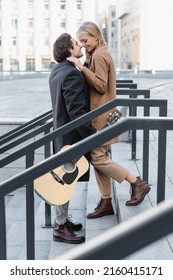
0;90;153;235
0;110;52;141
0;98;166;184
0;116;173;260
0;95;169;260
117;88;150;160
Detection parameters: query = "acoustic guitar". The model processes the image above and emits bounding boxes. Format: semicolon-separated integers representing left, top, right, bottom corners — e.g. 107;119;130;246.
34;108;122;205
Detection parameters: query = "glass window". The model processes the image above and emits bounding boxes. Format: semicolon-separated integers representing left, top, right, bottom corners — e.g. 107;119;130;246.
60;21;66;28
44;18;50;28
12;18;18;29
111;11;115;18
27;18;34;28
76;0;82;8
111;21;116;27
12;37;17;46
26;58;35;71
27;0;34;10
44;38;49;46
60;0;66;9
11;0;17;10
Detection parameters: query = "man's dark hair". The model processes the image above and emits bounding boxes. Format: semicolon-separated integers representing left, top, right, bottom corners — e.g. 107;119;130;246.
53;33;73;63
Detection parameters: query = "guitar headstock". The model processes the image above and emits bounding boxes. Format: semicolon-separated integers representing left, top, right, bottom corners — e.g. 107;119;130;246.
107;108;122;125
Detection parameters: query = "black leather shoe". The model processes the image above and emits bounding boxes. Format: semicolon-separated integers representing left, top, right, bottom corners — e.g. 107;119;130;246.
66;219;83;231
53;222;85;244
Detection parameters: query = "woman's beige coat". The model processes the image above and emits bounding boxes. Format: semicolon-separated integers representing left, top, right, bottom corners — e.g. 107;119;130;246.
82;45;118;145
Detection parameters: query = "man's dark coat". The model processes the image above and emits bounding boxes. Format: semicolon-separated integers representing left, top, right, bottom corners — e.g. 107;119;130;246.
49;60;96;181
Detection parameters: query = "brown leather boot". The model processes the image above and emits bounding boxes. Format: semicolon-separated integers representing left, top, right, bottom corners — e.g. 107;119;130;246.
87;197;114;219
126;177;151;206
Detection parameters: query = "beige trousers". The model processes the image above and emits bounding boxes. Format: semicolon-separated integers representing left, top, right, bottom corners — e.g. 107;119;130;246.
91;146;129;198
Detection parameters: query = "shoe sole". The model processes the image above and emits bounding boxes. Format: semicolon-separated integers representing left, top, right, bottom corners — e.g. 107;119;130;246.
87;211;114;219
126;186;151;206
53;236;85;244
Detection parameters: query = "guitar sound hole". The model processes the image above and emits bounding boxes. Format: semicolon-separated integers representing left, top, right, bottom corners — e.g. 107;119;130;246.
63;162;76;173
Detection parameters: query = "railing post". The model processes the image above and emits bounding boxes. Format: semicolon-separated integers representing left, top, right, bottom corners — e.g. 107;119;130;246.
157;130;167;203
44;126;52;227
129;95;137;160
26;151;35;260
157;102;168;203
0;197;7;260
142;106;150;183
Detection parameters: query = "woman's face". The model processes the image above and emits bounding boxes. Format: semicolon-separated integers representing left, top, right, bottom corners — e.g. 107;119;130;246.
78;34;99;53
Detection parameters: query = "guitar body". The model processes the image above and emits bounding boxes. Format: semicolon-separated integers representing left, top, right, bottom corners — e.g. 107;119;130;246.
34;145;89;205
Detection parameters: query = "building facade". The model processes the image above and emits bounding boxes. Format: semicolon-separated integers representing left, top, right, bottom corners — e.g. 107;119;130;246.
0;0;97;71
107;5;119;68
116;0;173;71
116;0;140;70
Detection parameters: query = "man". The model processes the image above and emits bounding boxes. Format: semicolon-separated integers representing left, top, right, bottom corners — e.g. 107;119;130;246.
49;33;96;244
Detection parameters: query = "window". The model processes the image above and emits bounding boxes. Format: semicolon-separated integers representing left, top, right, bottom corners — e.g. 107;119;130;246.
60;21;66;28
42;58;51;70
111;21;116;28
26;58;35;71
12;18;18;29
11;0;17;10
27;38;34;52
44;18;50;28
60;0;66;9
111;11;115;18
12;37;17;46
76;0;82;9
27;18;34;29
44;38;49;47
27;0;33;10
44;0;50;10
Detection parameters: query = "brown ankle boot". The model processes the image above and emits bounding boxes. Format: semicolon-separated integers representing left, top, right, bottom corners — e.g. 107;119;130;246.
87;197;114;219
126;177;151;206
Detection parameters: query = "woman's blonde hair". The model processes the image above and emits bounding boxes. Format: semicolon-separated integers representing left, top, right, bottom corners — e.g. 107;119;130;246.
77;21;107;46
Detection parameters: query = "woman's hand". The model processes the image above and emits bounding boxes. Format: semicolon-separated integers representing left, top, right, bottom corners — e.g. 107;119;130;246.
67;57;83;71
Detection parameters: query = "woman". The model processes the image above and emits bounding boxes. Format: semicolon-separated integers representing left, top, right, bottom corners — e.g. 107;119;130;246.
68;22;150;218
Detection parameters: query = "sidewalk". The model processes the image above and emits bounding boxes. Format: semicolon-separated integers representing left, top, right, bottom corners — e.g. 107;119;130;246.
1;76;173;259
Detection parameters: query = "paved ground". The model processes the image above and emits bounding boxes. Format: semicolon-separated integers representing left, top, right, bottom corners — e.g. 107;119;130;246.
0;74;173;259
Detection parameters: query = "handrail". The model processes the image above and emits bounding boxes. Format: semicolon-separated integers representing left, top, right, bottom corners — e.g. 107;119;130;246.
116;83;137;89
0;120;53;154
0;110;52;146
116;79;133;83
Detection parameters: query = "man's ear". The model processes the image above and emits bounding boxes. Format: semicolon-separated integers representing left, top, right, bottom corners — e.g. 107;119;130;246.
68;48;73;56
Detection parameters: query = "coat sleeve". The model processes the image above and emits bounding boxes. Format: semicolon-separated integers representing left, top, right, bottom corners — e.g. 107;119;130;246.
62;69;96;138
